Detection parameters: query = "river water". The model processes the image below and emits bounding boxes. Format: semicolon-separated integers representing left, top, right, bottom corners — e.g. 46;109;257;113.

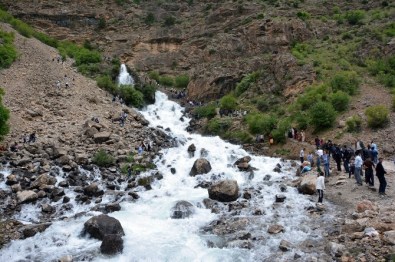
0;91;325;261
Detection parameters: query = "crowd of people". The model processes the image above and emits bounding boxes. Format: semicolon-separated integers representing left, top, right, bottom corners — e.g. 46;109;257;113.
300;139;389;203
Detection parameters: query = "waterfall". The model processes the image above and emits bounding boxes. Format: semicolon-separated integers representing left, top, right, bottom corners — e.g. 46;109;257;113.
0;91;331;261
117;64;134;86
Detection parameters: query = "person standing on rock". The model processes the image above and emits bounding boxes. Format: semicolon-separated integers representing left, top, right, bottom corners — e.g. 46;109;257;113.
363;157;375;187
307;151;314;167
354;152;363;186
322;150;330;177
376;157;387;196
300;130;305;142
316;171;325;203
300;148;305;163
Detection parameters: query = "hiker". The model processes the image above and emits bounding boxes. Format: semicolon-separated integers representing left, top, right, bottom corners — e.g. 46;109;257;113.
349;156;355;179
333;145;342;172
138;144;143;155
316;148;323;170
315;137;320;149
342;145;351;174
370;145;378;164
354;152;363;186
300;130;305;142
322;150;330;177
300;148;305;163
28;132;36;143
269;134;274;145
316;171;325;203
376;157;387;196
363;157;375;187
127;165;133;176
355;139;364;156
307;152;314;167
10;142;18;152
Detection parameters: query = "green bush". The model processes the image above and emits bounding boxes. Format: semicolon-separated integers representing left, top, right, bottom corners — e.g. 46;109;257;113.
297;84;328;110
330;91;350;112
137;84;156;104
118;85;144;108
291;43;313;60
0;88;10;139
297;11;310;21
144;13;155;25
367;56;395;88
295;113;309;130
148;71;160;81
92;149;115;167
158;75;174;86
271;118;291;144
97;75;117;93
246;114;277;135
309;101;337;130
193;104;217;119
345;10;365;25
163;16;176;26
33;31;58;48
235;71;260;96
346;115;362;132
174;74;189;88
0;30;17;69
330;71;359;95
365;105;389;128
10;18;33;37
220;95;238;111
224;131;253;144
205;118;232;135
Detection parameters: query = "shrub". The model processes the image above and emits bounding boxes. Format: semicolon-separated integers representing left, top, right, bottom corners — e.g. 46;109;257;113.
148;71;160;81
137;84;156;104
224;131;253;144
346;115;362;132
0;30;17;69
97;75;117;93
297;84;328;110
297;11;310;21
220;95;238;111
367;56;395;88
271;118;291;144
118;85;144;108
144;13;155;25
33;31;58;48
163;16;176;27
235;71;260;96
92;149;115;167
205;118;232;135
9;18;33;37
330;91;350;112
309;101;337;130
345;10;365;25
158;75;174;86
0;88;9;139
365;105;389;128
330;71;359;95
246;114;277;135
98;18;106;29
193;104;217;119
295;113;309;130
291;43;313;60
174;74;189;88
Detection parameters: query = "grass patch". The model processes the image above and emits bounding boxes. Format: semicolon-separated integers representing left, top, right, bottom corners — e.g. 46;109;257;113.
92;149;115;167
0;30;17;69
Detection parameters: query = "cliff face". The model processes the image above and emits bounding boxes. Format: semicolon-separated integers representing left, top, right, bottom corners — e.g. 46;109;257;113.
1;0;326;101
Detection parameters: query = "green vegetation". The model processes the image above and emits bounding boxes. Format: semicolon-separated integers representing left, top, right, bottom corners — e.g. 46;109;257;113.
223;131;253;144
297;11;310;21
0;89;10;140
118;85;144;108
246;114;276;135
220;95;238;110
330;91;350;112
92;149;115;167
235;71;260;96
365;105;389;128
144;13;155;25
0;30;17;69
367;56;395;88
192;104;217;119
309;101;337;130
163;16;176;27
205;118;232;135
346;115;362;132
330;71;360;95
345;10;366;25
174;74;190;88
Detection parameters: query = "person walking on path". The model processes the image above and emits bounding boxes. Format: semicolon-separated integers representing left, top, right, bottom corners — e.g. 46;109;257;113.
300;148;305;163
363;157;375;187
354;152;363;186
322;150;330;177
375;157;387;196
316;171;325;203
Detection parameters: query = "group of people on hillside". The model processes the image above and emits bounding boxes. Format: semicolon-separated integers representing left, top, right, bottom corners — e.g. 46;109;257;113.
300;139;388;204
288;128;305;142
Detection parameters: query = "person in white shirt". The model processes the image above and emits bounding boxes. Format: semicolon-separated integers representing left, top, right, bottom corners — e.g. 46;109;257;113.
300;148;305;163
316;171;325;203
354;152;363;185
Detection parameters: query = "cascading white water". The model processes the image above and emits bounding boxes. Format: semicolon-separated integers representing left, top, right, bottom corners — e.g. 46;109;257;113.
0;91;328;262
118;64;134;86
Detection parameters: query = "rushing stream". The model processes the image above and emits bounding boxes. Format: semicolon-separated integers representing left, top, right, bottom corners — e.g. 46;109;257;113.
0;90;328;261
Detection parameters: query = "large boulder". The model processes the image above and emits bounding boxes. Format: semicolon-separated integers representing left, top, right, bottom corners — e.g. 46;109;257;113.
297;175;316;195
84;183;101;197
100;234;124;255
170;200;195;219
356;200;378;213
17;190;38;204
383;231;395;245
30;174;57;189
93;132;111;143
208;180;239;202
189;158;212;176
82;214;125;240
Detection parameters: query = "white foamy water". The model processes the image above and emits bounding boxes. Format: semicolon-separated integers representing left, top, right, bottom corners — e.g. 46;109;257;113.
0;91;323;262
118;64;134;86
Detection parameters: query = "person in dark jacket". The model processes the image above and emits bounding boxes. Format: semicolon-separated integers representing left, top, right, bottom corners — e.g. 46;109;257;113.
375;157;387;196
363;157;375;187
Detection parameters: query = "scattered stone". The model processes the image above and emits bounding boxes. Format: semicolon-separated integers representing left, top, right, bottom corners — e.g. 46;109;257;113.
279;239;292;251
208;180;239;202
170;200;195;219
17;190;38;204
189;158;212;176
268;224;284;234
383;231;395;245
356;200;377;213
275;194;286;203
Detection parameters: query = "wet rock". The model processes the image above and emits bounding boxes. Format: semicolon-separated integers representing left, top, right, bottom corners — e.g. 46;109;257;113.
63;196;70;203
128;192;139;199
242;191;252;199
58;181;69;188
279;184;287;192
17;190;38;204
82;214;125;240
275;194;286;203
187;144;196;157
170;200;195;219
84;183;99;196
58;255;73;262
30;174;57;189
21;223;52;239
279;239;292;251
297;175;316;195
234;156;251;171
37;190;46;198
273;166;281;173
325;242;345;257
268;224;285;234
41;204;55;213
105;202;121;213
189;158;212;176
170;167;176;174
11;183;21;193
208;180;239;202
200;148;209;157
227;240;252;249
6;174;19;185
100;234;123;255
263;175;271;181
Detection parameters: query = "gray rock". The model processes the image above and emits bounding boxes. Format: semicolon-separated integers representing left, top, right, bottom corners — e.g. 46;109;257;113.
279;239;292;251
17;190;38;204
31;174;57;189
189;158;212;176
82;214;125;240
383;230;395;245
325;242;345;257
297;175;316;195
275;194;286;203
268;224;285;234
208;180;239;202
100;234;123;255
94;132;111;143
171;200;195;219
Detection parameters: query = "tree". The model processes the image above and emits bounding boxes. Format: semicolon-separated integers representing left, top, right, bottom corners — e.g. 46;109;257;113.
309;101;337;130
